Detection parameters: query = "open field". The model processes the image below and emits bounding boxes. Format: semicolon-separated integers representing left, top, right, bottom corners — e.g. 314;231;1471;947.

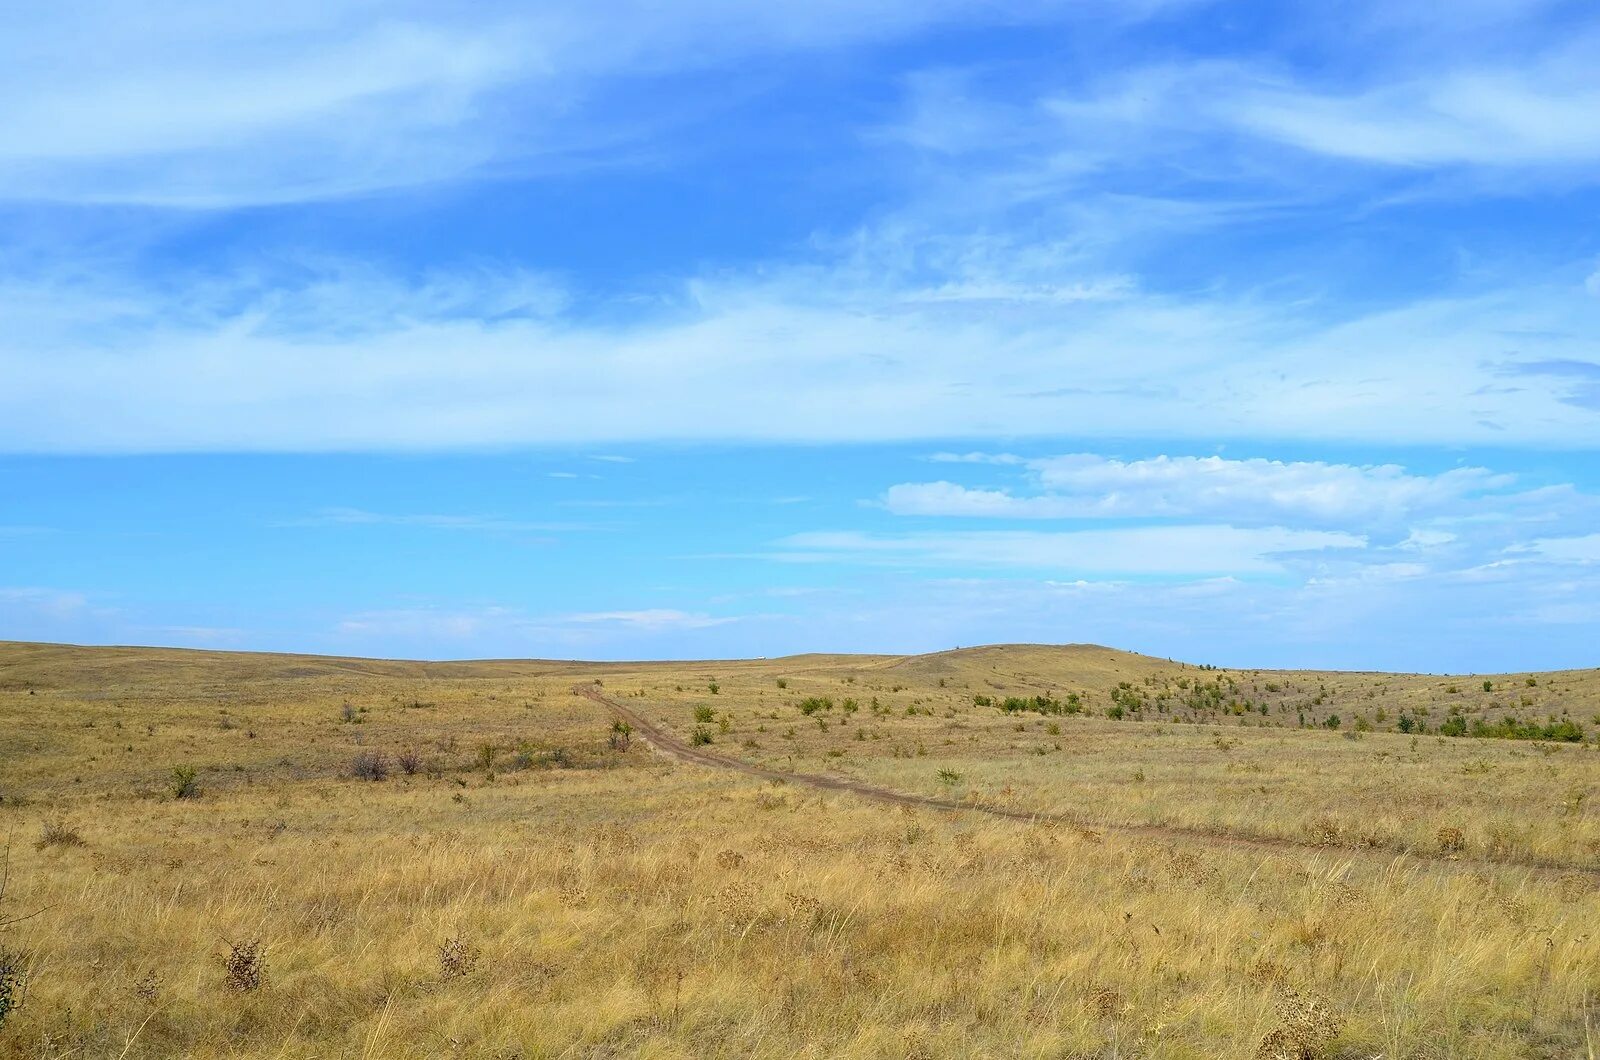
1;640;1598;1058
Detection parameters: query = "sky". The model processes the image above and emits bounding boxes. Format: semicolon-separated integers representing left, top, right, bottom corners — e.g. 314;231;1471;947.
3;0;1600;671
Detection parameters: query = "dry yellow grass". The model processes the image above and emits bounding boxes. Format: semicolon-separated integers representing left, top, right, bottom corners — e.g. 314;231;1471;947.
1;641;1598;1058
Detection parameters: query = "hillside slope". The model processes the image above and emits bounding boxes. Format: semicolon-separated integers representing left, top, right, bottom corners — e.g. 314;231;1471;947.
3;639;1597;738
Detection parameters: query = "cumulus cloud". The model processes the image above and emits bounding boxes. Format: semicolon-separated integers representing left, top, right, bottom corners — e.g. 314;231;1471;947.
882;455;1514;523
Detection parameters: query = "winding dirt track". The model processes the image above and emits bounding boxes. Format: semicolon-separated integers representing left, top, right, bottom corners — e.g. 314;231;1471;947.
579;684;1600;882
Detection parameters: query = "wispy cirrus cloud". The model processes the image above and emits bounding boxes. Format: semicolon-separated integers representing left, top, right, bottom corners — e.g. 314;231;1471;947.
331;602;745;657
7;256;1600;452
1496;358;1600;410
1220;52;1600;169
0;0;1170;207
567;609;735;630
774;526;1366;576
1511;532;1600;564
283;507;583;533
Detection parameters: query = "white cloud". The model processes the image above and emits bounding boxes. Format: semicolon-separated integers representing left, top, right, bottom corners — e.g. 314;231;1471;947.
1515;532;1600;563
286;507;579;533
0;587;94;622
883;456;1513;522
775;525;1365;575
1399;528;1458;550
332;603;740;653
929;452;1026;465
0;586;124;645
0;0;1165;206
1223;60;1600;168
337;607;513;641
567;609;734;630
883;482;1082;518
7;258;1600;452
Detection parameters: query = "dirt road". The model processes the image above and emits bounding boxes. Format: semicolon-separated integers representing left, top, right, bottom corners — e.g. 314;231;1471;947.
578;683;1600;881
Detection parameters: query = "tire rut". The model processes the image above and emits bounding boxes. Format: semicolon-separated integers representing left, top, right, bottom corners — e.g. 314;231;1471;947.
578;685;1599;882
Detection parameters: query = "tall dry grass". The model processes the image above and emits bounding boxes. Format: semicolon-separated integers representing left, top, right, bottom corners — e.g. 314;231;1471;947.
1;642;1597;1057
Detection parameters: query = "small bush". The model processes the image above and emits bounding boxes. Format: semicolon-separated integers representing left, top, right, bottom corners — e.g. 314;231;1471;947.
396;747;422;775
350;750;390;781
693;705;715;723
171;765;199;800
340;703;358;723
0;950;22;1030
35;820;85;849
438;936;479;979
775;679;787;689
690;727;714;746
608;720;633;751
221;940;265;992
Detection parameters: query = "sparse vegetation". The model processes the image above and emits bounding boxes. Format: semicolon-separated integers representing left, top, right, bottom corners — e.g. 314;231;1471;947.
170;764;199;799
0;641;1596;1057
349;749;391;781
220;939;265;992
33;820;83;850
608;720;633;751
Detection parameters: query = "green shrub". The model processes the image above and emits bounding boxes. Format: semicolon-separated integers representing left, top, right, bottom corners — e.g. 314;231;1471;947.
171;765;199;799
1468;717;1584;742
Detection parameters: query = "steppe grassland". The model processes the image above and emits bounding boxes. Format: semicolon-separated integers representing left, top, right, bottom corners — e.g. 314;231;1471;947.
0;642;1596;1058
607;653;1600;870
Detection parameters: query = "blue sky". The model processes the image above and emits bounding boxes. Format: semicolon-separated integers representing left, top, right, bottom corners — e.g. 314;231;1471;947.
3;0;1599;670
